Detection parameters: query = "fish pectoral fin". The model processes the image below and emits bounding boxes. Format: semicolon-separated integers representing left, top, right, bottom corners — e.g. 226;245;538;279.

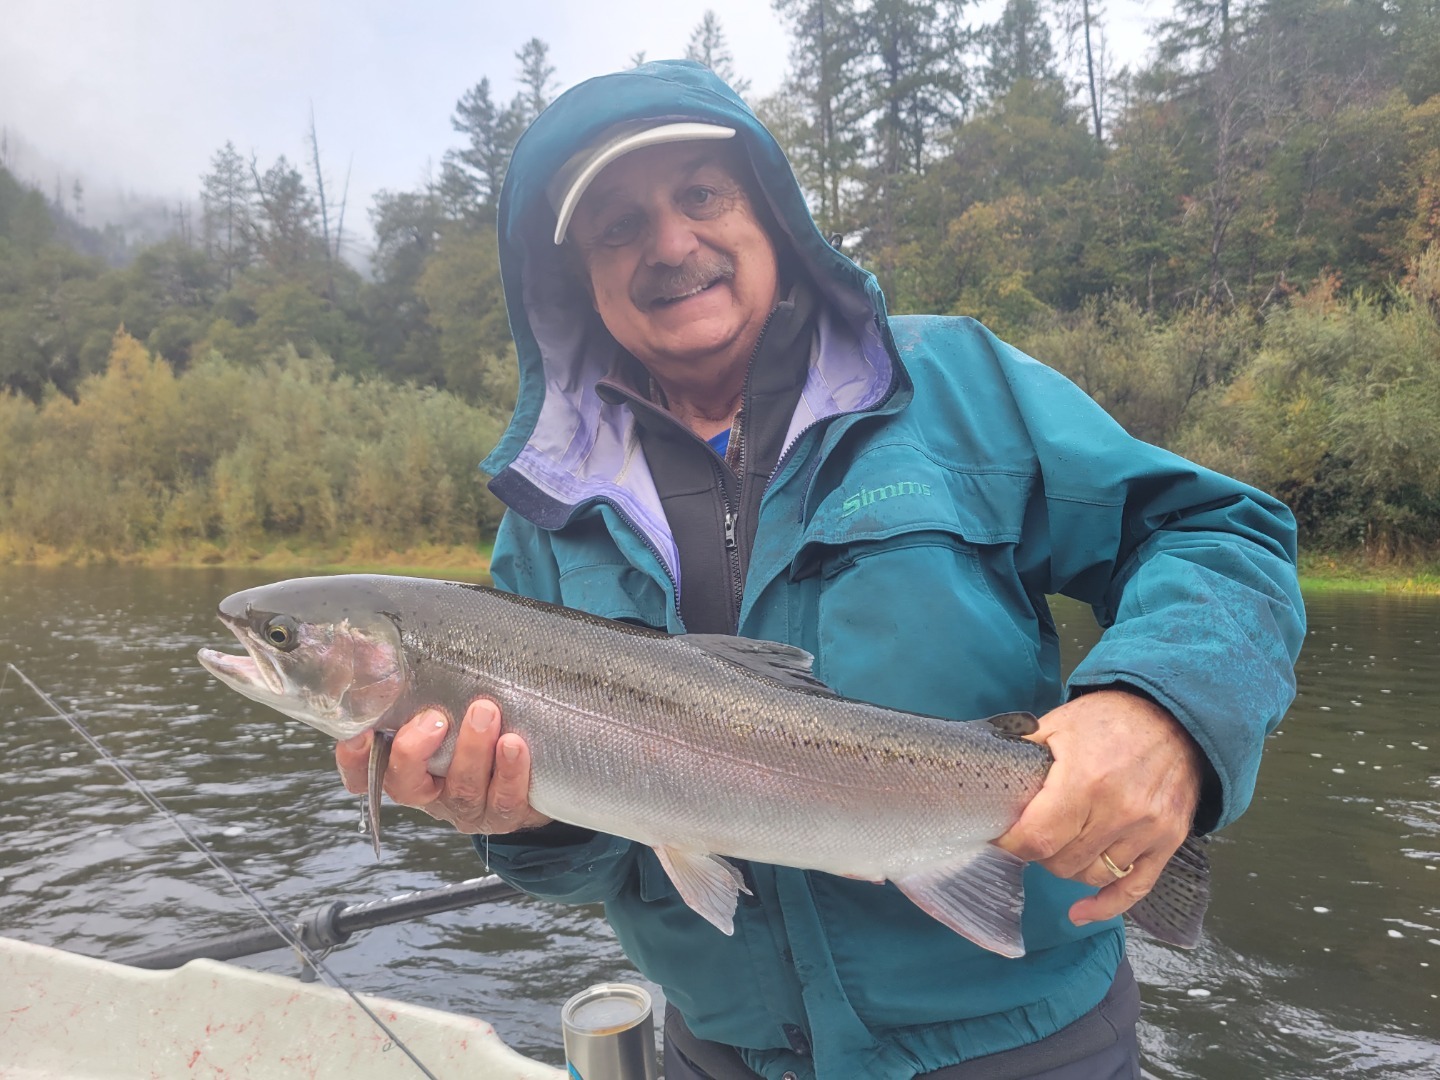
366;732;392;859
1126;834;1211;949
893;844;1028;958
653;846;749;936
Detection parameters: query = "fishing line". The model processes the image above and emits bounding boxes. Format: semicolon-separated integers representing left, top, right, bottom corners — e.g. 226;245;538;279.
6;663;441;1080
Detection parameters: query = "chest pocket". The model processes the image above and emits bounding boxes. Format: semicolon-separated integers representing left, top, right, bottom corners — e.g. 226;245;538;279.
792;445;1046;718
549;514;672;630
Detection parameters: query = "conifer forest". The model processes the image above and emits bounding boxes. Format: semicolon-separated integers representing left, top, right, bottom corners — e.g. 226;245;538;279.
2;1;1438;565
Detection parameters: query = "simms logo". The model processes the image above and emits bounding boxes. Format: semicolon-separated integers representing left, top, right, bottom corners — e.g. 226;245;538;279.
841;480;933;516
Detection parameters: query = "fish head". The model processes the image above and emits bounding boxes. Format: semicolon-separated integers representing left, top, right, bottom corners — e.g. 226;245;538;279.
197;577;408;741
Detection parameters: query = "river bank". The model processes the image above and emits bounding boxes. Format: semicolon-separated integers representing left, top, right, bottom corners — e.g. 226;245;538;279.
0;539;494;580
4;538;1438;595
1296;553;1440;595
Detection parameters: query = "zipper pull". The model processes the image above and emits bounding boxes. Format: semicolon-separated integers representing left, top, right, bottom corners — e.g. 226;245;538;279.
724;510;738;551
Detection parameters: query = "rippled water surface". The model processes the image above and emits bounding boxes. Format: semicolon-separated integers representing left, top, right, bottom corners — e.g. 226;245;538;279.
1;567;1436;1076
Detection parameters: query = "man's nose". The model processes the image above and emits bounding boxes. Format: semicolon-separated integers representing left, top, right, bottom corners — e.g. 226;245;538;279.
645;205;701;266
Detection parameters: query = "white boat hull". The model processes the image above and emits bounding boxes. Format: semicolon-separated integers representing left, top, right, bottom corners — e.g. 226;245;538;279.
0;934;564;1079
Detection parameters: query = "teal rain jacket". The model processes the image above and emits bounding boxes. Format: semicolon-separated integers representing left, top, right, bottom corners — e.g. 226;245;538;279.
477;60;1305;1079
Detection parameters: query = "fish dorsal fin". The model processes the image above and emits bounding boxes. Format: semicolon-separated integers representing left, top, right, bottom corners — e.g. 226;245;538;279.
680;634;836;694
978;711;1040;738
892;844;1029;957
652;845;751;935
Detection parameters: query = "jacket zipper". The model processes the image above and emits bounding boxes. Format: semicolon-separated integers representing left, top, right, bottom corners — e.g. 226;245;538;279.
716;305;778;630
604;501;684;625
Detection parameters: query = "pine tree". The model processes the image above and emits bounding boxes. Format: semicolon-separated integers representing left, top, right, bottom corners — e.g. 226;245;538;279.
248;155;320;273
513;38;557;127
200;142;254;288
439;78;516;216
685;11;752;94
439;39;556;222
772;0;869;233
981;0;1060;99
855;0;973;275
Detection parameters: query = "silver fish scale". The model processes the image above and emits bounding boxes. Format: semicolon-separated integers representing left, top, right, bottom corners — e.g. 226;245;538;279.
373;578;1050;880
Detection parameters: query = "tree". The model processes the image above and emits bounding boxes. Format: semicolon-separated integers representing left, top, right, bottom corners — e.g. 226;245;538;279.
366;188;448;384
439;78;518;218
306;107;350;297
248;155;321;274
686;11;752;94
1154;0;1263;305
861;0;972;177
1056;0;1108;140
439;39;556;223
200;142;253;288
854;0;973;274
981;0;1059;100
772;0;869;234
416;228;517;411
513;38;557;125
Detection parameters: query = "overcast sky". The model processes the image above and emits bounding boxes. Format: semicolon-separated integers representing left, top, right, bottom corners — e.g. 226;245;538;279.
2;0;1163;249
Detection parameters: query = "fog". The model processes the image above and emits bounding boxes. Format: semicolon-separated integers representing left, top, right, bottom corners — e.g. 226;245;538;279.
0;0;1157;256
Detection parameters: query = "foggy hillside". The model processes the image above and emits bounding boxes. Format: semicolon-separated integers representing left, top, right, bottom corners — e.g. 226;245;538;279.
0;125;191;263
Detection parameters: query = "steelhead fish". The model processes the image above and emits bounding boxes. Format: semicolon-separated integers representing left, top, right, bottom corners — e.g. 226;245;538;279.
196;574;1210;957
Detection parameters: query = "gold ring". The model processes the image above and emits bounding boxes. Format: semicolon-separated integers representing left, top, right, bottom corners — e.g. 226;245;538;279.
1100;851;1134;879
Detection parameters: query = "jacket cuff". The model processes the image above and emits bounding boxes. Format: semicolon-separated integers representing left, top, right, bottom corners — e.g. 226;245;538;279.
1068;680;1224;834
472;829;636;905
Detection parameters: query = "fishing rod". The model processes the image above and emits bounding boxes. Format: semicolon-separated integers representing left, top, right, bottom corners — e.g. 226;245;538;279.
119;874;523;969
4;662;450;1080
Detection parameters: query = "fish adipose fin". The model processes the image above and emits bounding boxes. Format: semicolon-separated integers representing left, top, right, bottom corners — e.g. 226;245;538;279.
1127;835;1211;949
679;635;836;694
893;844;1028;958
653;845;752;936
366;731;392;859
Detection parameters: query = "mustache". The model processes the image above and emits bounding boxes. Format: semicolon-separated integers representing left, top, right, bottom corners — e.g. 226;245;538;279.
630;254;736;308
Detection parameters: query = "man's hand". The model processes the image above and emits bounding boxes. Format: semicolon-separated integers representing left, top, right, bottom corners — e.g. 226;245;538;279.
335;699;552;835
994;689;1204;928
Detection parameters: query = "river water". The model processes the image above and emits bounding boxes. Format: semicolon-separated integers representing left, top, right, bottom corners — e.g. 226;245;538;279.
0;566;1436;1077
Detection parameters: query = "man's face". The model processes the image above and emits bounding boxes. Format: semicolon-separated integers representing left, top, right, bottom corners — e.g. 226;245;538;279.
567;141;782;381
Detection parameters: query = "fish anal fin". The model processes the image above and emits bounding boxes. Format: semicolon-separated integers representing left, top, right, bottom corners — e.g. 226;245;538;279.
1127;835;1211;949
893;844;1028;958
366;731;392;859
653;846;749;936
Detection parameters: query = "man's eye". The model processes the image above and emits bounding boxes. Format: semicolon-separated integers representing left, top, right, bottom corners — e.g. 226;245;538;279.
682;186;717;211
600;214;641;245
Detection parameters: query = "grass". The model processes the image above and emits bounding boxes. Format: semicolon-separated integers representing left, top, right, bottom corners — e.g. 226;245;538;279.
1297;552;1440;596
5;536;1439;595
0;536;495;581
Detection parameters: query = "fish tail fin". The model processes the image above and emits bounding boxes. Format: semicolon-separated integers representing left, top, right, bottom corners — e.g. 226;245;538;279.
1127;834;1211;948
366;731;392;859
893;844;1028;958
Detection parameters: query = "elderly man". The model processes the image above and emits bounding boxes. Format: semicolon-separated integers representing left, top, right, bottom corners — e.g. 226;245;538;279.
338;60;1304;1079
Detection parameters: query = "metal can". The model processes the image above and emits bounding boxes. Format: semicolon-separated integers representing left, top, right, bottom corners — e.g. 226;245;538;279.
561;982;658;1080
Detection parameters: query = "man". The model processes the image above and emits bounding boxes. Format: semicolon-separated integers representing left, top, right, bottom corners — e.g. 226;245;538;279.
338;60;1304;1078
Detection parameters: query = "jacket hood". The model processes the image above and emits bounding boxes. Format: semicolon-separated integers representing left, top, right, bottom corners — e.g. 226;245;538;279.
484;60;899;545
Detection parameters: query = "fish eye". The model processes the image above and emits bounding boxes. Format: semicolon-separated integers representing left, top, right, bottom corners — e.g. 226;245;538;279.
263;616;299;650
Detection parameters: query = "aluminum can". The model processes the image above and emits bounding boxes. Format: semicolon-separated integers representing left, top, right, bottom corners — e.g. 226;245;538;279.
561;982;658;1080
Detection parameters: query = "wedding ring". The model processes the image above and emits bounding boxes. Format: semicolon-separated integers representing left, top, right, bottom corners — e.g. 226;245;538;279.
1100;851;1135;879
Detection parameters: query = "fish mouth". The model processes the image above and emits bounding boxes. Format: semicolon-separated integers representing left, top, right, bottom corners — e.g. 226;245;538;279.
197;620;287;700
197;601;403;742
